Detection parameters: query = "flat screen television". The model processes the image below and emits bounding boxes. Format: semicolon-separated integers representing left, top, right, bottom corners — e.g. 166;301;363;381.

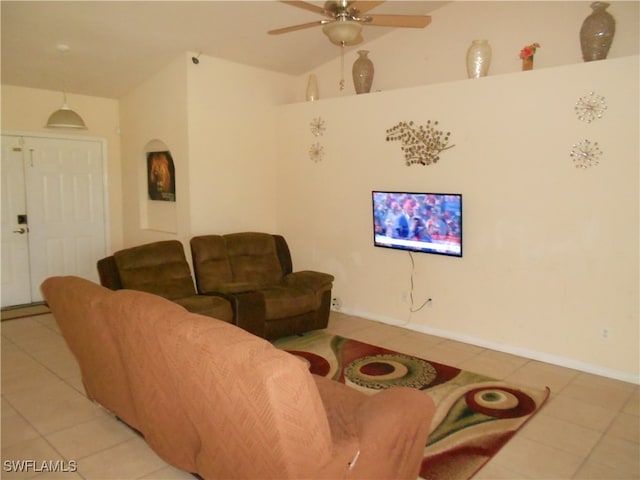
372;191;463;257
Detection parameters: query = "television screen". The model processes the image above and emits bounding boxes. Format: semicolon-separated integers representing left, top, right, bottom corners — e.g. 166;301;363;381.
372;191;463;257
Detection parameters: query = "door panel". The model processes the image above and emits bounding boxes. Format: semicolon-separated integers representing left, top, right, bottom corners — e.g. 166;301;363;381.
25;137;107;301
1;136;32;307
1;134;107;307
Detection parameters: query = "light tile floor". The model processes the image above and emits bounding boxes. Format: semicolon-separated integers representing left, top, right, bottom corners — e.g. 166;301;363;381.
1;311;638;479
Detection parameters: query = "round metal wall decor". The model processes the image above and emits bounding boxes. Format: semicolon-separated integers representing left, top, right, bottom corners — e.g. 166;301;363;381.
570;139;602;169
575;92;607;123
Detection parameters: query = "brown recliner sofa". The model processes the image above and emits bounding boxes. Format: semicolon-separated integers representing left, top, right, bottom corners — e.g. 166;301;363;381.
97;239;233;322
41;276;436;479
190;232;334;339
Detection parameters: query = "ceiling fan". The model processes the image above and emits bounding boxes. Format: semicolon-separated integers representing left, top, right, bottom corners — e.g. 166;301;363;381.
268;1;432;46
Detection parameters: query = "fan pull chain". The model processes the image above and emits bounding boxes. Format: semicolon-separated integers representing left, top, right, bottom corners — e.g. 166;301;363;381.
339;42;345;90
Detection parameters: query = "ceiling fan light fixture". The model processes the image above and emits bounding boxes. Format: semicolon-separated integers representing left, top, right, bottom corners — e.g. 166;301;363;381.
322;19;362;45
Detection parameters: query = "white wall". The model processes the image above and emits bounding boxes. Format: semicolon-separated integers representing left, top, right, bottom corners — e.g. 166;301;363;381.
296;1;640;101
276;56;639;383
119;54;190;247
118;52;297;251
186;54;297;235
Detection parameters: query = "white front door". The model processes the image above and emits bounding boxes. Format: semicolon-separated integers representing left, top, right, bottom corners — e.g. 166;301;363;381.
0;134;108;307
1;136;32;306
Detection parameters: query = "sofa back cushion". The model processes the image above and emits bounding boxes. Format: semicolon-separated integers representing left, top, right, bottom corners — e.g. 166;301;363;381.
191;233;284;294
157;308;334;479
40;276;139;430
224;232;284;285
105;289;203;472
114;240;196;300
190;235;234;292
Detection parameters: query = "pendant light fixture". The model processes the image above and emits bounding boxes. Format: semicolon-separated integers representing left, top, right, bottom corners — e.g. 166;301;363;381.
46;44;87;129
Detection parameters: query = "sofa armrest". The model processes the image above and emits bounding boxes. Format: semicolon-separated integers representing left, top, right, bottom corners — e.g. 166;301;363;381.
199;289;266;338
284;271;334;290
229;290;266;338
97;256;122;290
313;375;434;479
352;387;434;479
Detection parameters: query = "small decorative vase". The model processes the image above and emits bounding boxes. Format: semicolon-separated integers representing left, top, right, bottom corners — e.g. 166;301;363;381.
466;39;492;78
306;74;319;101
352;50;374;94
522;56;534;71
580;1;616;62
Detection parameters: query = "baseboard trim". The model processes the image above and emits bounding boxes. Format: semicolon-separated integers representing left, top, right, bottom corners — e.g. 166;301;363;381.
340;307;640;385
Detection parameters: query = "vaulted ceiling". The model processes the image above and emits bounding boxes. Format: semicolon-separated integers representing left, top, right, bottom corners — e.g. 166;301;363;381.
1;1;445;99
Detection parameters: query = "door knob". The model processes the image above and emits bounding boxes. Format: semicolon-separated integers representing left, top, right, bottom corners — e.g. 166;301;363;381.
13;228;26;234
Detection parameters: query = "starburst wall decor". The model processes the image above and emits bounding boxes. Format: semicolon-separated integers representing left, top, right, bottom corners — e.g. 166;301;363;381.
310;117;325;137
309;142;324;163
308;117;326;162
570;139;602;169
575;92;607;123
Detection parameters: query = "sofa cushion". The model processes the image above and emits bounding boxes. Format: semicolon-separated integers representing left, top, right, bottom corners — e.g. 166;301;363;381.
40;276;139;431
106;289;202;473
154;304;334;479
190;235;234;292
174;295;233;322
224;232;283;286
191;233;285;293
114;240;196;300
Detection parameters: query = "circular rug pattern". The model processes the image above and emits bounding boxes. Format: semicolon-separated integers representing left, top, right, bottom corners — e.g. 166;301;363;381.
465;386;537;419
345;353;437;390
287;350;331;377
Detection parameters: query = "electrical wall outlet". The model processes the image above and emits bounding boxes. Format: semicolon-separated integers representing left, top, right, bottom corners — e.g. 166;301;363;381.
331;297;342;311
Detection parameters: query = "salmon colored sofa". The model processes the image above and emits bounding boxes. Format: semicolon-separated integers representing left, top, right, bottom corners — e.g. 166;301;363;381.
41;276;436;480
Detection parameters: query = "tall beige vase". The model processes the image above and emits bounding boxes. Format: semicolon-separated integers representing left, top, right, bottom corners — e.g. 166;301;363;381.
352;50;374;94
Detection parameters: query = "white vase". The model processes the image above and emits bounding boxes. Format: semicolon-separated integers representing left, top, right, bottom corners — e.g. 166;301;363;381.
306;74;319;101
466;39;492;79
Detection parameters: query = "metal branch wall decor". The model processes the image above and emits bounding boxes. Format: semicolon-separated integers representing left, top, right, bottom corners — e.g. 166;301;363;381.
386;120;455;166
309;117;326;163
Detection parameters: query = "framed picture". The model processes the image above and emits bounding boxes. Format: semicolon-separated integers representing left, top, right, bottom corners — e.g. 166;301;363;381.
147;150;176;201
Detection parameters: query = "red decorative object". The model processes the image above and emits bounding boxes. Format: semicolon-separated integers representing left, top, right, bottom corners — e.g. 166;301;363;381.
519;42;540;71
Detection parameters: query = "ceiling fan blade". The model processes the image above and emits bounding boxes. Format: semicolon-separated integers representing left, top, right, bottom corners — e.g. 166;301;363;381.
365;14;432;28
268;20;327;35
350;1;385;14
280;1;329;16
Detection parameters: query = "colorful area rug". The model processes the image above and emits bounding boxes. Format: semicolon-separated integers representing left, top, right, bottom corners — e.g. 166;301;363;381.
274;331;550;480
